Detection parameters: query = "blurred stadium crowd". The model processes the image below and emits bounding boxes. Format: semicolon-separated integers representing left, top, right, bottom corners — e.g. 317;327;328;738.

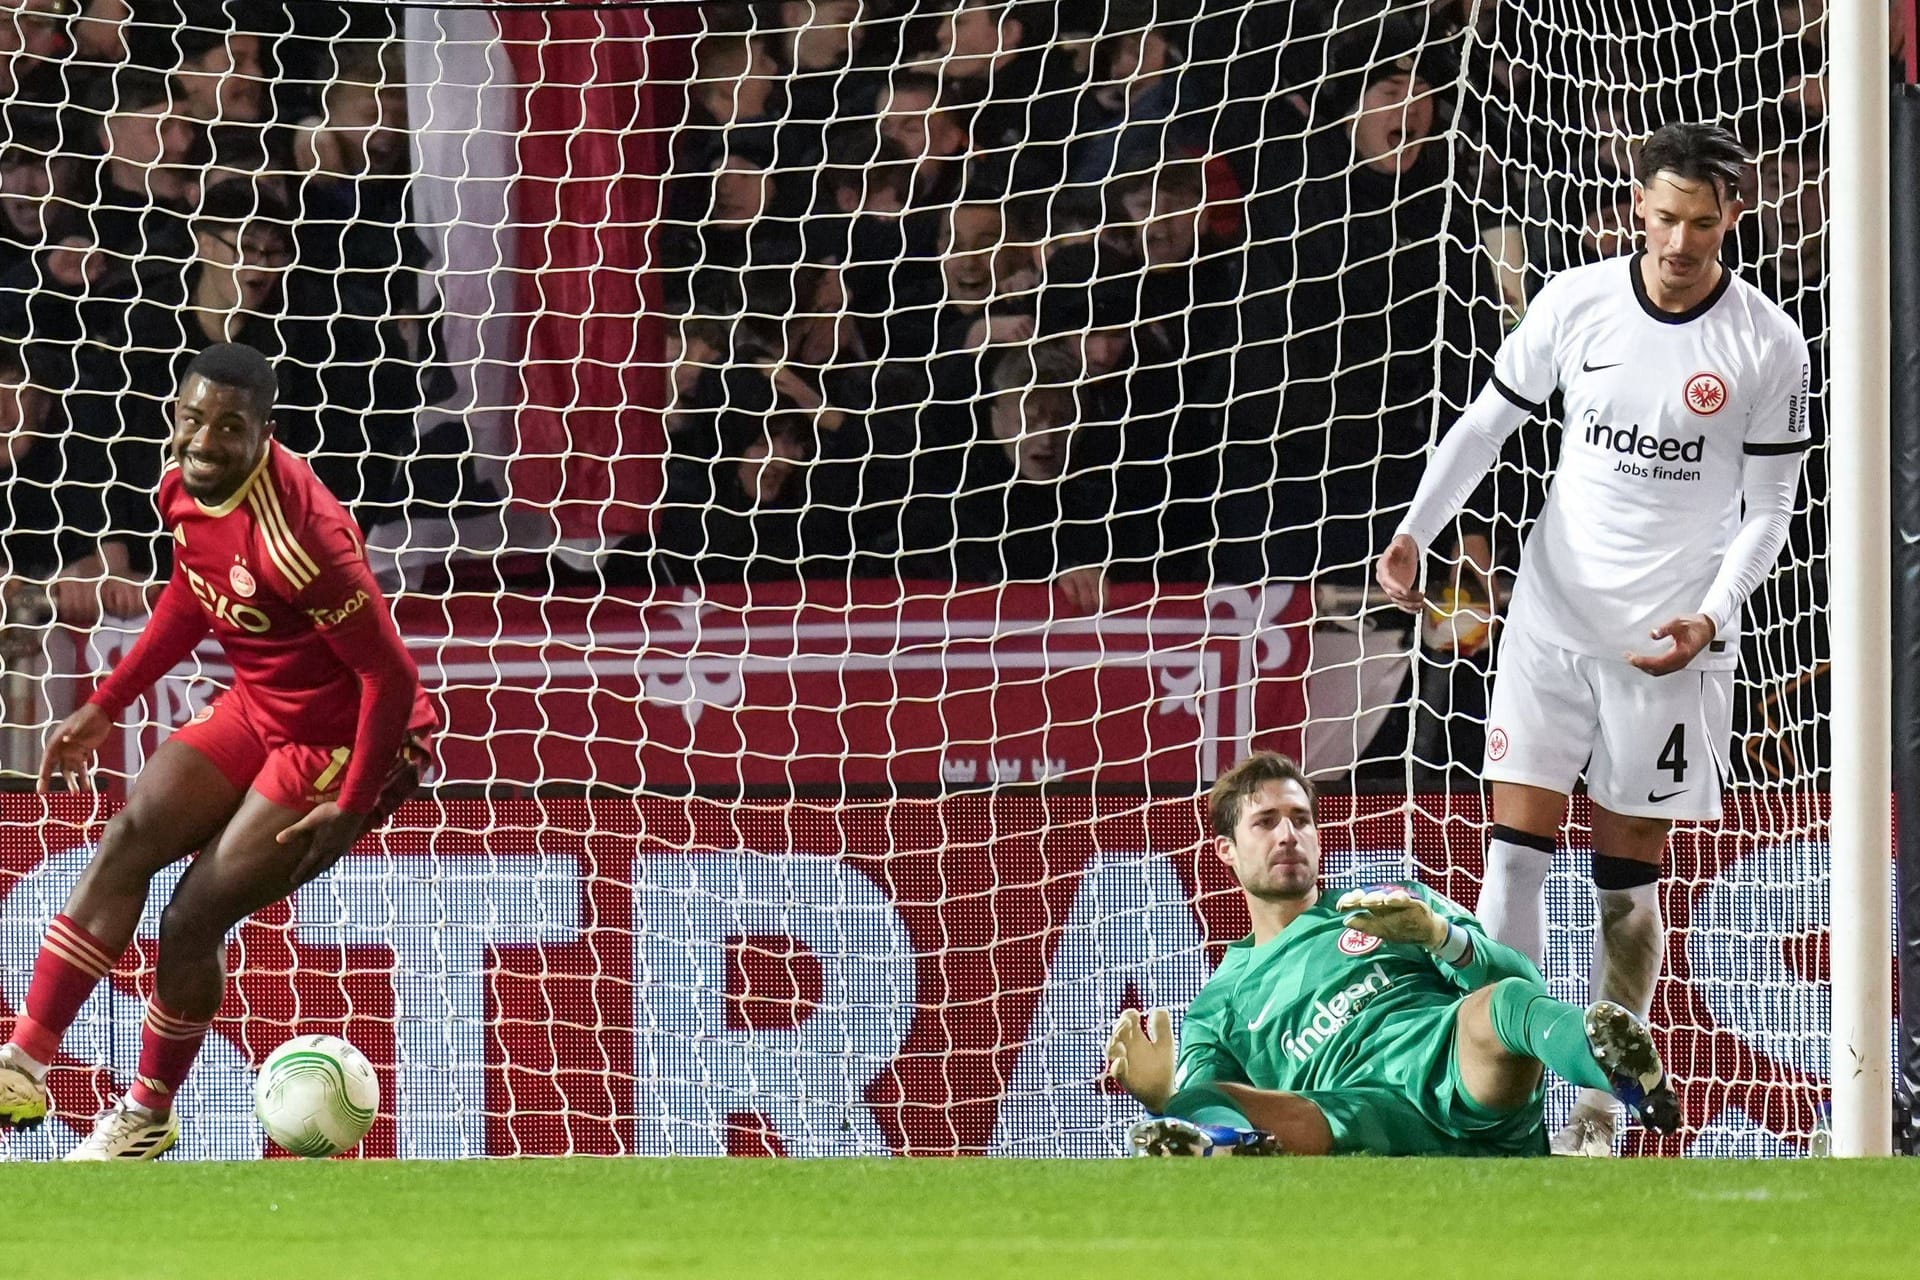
653;0;1832;605
0;0;467;631
0;0;1838;627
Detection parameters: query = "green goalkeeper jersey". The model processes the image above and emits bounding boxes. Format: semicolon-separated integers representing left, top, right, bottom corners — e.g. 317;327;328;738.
1173;881;1543;1097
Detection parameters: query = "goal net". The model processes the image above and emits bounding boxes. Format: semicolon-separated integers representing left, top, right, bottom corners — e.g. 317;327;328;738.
0;0;1830;1158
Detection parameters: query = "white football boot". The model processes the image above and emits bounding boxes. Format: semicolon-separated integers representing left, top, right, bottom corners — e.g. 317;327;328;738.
65;1097;179;1161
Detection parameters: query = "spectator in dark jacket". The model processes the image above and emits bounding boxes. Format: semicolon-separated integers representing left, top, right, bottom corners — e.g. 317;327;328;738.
656;409;859;585
82;68;200;276
875;70;970;213
926;0;1086;198
0;342;112;623
893;344;1109;612
1229;16;1501;583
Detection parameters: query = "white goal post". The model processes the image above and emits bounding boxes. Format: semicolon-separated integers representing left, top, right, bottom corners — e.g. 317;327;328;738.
1824;0;1892;1160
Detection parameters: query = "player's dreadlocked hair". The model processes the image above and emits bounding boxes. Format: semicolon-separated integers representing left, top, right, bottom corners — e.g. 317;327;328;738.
1208;752;1317;838
184;342;279;418
1637;122;1750;204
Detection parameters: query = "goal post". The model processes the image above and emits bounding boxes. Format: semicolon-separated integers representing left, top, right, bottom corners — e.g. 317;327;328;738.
1824;0;1893;1159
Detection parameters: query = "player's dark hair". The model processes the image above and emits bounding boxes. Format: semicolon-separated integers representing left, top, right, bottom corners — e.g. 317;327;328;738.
183;342;278;418
1637;122;1749;204
1209;752;1317;838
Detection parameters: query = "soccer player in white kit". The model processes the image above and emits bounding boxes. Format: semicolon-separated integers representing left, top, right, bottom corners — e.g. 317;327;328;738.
1374;122;1812;1155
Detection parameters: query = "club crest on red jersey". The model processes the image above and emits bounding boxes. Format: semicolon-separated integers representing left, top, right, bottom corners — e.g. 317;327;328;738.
1684;371;1728;416
1338;928;1381;956
229;564;256;598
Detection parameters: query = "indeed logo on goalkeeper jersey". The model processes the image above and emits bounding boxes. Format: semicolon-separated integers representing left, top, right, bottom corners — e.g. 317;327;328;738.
1277;962;1393;1063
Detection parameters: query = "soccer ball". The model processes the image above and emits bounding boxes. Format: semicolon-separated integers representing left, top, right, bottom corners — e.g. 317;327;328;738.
254;1035;379;1157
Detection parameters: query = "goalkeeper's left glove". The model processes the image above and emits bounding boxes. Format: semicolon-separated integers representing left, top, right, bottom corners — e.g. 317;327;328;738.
1335;886;1457;954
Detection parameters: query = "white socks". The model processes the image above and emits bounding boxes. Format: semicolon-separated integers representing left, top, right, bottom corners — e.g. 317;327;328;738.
1479;827;1556;969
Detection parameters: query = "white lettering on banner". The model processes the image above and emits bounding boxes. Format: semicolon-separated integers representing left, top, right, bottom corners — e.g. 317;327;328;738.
0;849;261;1161
988;851;1209;1157
295;856;581;1158
1156;659;1206;719
633;853;915;1156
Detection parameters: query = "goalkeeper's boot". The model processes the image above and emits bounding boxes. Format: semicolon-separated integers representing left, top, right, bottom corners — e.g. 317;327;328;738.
1584;1000;1681;1135
1549;1100;1619;1156
1127;1116;1283;1157
0;1044;50;1131
65;1097;178;1162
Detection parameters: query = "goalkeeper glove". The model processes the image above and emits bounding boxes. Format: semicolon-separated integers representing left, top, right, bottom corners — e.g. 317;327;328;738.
1105;1007;1175;1113
1336;886;1455;952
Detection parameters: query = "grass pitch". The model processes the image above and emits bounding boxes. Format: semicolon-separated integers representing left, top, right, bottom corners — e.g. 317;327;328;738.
14;1157;1916;1279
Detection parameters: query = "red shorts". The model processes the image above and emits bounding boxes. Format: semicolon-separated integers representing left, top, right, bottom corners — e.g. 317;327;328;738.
169;691;433;826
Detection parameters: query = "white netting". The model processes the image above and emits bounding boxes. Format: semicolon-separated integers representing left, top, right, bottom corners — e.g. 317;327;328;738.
0;0;1831;1157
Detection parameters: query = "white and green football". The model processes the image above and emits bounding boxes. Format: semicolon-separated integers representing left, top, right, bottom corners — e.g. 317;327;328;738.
253;1035;379;1158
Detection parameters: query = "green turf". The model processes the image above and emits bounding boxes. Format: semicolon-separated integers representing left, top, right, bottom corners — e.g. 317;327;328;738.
10;1158;1915;1279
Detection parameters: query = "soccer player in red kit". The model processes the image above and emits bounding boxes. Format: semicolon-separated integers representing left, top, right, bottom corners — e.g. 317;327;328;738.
0;343;436;1159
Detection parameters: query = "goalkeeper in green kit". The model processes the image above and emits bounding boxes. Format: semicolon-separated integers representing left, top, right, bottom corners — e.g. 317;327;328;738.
1107;753;1680;1156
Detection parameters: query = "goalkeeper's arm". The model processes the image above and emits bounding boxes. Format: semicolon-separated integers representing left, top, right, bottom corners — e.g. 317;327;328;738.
1337;884;1544;993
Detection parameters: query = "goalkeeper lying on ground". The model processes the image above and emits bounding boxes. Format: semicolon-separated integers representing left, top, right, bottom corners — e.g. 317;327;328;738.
1107;752;1680;1157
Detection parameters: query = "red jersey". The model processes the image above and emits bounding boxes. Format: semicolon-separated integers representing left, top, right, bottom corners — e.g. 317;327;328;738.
91;441;435;812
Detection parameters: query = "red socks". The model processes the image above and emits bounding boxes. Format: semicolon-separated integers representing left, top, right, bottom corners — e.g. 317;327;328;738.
12;915;118;1066
128;1000;213;1113
11;916;215;1114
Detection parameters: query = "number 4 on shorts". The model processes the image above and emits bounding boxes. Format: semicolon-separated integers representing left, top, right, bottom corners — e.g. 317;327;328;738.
1657;723;1688;783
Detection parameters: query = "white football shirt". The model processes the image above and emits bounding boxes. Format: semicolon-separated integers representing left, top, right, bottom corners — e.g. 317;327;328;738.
1492;252;1811;670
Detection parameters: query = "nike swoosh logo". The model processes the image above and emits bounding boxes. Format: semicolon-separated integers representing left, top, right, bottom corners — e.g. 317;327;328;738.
1583;360;1624;372
1647;788;1688;803
1246;986;1291;1031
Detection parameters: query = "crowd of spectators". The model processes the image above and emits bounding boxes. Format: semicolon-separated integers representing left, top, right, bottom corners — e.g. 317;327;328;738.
0;0;1839;631
0;1;437;629
653;0;1835;605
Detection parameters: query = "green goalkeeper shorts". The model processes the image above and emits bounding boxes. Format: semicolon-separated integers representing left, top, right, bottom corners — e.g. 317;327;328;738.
1295;996;1548;1157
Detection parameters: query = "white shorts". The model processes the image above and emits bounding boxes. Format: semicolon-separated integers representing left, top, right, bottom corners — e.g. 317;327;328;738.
1483;630;1732;821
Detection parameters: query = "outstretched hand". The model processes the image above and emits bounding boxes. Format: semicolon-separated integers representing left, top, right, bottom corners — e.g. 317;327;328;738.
1626;614;1715;676
1104;1007;1175;1113
277;801;367;886
1335;887;1447;948
1375;534;1425;613
37;703;111;793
